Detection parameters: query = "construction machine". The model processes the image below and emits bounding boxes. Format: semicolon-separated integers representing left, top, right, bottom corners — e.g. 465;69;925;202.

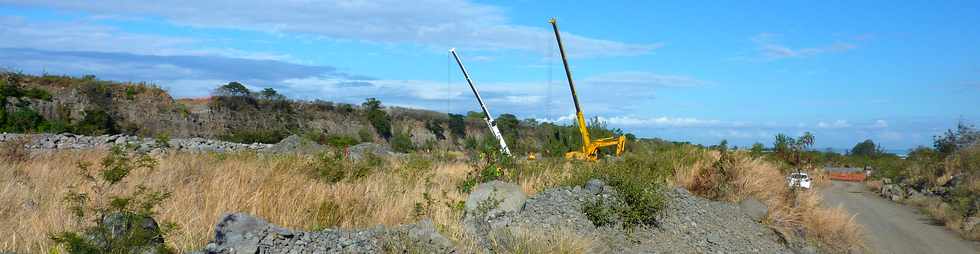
449;48;513;156
549;18;626;161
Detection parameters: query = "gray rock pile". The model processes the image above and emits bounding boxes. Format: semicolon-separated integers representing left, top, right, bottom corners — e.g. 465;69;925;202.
194;213;453;254
0;133;273;153
471;180;793;253
192;180;797;253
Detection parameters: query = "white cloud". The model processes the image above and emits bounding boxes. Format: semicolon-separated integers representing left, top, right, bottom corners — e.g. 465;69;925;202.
750;33;857;60
817;120;851;129
870;120;889;128
2;0;660;58
0;16;299;62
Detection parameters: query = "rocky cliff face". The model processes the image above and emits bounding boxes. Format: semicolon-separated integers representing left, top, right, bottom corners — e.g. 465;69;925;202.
3;74;490;148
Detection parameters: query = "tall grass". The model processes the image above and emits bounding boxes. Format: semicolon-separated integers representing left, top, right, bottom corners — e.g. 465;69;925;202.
0;151;477;253
1;143;866;253
673;150;866;252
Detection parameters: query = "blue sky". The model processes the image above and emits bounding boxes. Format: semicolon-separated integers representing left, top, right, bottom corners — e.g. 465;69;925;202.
1;1;977;150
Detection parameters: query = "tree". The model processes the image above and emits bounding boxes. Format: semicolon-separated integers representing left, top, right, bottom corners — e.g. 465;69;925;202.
425;120;446;140
390;130;414;153
466;111;486;120
258;88;285;100
934;121;980;158
362;98;392;140
495;113;520;151
851;139;878;157
447;113;466;139
773;132;816;169
74;110;117;136
750;142;765;157
215;81;251;97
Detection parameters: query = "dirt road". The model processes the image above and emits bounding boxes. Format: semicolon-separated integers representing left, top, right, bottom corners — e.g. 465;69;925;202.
821;181;980;254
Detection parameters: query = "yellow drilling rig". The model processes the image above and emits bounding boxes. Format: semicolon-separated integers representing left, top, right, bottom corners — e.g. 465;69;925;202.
549;18;626;161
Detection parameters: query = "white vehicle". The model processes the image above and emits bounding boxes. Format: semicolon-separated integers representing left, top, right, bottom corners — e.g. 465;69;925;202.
787;172;812;189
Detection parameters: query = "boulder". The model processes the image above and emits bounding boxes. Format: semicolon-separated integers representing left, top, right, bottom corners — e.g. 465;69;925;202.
203;213;282;254
738;197;769;222
464;181;527;218
348;142;394;161
963;217;980;232
584;179;606;194
92;212;167;254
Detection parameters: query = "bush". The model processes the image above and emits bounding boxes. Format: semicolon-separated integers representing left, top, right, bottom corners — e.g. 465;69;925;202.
425;120;446;140
582;199;616;227
448;113;466;139
363;98;392;140
562;152;671;230
307;149;379;184
358;127;374;143
325;135;359;148
2;107;44;132
50;145;175;254
390;130;414;153
73;110;118;136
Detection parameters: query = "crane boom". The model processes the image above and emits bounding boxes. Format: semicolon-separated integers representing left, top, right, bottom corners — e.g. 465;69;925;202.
549;17;591;150
549;17;626;161
450;48;512;156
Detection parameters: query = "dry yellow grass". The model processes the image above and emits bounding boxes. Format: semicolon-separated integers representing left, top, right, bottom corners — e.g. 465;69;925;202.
3;146;867;253
672;151;866;252
0;151;479;253
487;227;595;254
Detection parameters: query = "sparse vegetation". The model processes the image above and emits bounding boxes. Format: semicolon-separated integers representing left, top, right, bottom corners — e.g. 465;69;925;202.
50;145;176;254
363;98;392;140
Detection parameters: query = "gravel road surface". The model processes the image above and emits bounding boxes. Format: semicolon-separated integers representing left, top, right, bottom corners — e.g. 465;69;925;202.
821;181;980;254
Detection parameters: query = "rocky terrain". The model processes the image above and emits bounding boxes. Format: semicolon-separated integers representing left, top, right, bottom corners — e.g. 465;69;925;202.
876;177;980;237
1;133;271;153
192;180;794;253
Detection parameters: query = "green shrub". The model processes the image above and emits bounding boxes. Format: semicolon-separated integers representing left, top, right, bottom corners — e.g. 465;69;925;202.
308;150;348;183
325;135;359;148
561;152;671;231
124;86;139;100
51;145;175;254
582;199;616;227
73;110;117;136
154;134;171;148
448;113;466;139
363;98;392;140
391;130;414;153
39;119;71;134
2;107;44;132
307;149;379;184
358;127;374;143
337;103;354;114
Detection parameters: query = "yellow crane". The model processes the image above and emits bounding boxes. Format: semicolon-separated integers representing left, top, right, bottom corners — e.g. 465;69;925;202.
549;17;626;161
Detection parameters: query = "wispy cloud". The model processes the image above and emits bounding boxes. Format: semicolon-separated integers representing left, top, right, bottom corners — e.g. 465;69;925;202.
749;33;857;60
1;0;660;58
0;16;299;62
583;71;708;88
